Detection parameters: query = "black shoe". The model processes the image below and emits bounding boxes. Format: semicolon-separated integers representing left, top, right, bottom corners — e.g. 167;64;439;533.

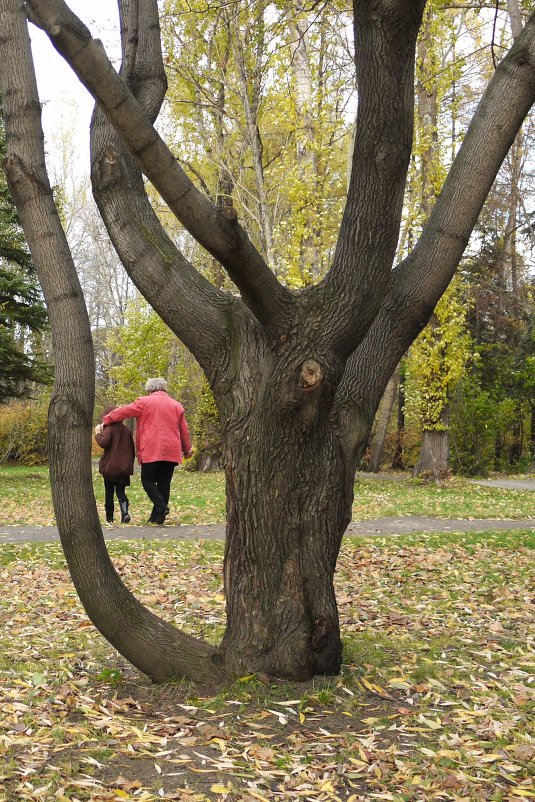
106;512;114;523
119;501;131;524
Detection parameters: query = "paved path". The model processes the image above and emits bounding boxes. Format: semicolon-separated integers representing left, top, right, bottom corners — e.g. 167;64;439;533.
357;471;535;491
467;478;535;491
0;516;533;545
1;473;532;545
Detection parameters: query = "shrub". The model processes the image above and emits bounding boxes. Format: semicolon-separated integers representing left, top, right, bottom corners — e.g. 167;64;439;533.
190;382;222;471
0;396;49;465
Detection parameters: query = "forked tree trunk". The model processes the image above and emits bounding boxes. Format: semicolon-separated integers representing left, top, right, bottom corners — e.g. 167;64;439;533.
4;0;535;688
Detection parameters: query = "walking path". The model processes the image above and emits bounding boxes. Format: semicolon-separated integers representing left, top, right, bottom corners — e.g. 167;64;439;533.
0;515;533;545
1;475;532;545
357;471;535;492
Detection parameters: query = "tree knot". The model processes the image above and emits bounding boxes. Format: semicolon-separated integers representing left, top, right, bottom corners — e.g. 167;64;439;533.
300;359;323;391
222;205;238;224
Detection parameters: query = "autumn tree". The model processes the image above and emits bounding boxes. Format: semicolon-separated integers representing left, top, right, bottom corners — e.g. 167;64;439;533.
161;0;351;286
2;0;535;684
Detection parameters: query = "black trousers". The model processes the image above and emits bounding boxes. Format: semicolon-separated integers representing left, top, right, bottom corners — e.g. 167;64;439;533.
104;478;128;518
141;461;177;521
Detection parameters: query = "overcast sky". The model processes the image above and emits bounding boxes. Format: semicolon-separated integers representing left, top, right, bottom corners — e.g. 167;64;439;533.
29;2;120;178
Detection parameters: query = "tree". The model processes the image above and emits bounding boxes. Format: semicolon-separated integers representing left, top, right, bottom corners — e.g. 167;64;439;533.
161;0;350;285
105;298;204;413
1;0;535;684
449;226;535;474
406;276;473;478
0;110;49;402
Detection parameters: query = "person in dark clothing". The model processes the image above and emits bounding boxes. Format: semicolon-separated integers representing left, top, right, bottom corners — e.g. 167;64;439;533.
94;405;136;524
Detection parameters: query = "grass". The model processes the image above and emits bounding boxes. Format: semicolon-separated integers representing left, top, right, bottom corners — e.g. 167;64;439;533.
0;529;533;801
0;464;533;526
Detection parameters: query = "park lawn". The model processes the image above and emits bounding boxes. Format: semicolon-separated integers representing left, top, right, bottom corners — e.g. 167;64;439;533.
0;464;534;526
0;529;533;801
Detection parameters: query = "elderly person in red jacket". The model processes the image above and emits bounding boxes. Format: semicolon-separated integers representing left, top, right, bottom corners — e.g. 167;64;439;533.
102;378;192;525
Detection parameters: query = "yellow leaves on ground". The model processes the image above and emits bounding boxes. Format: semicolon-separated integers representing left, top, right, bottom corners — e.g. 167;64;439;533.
0;530;534;800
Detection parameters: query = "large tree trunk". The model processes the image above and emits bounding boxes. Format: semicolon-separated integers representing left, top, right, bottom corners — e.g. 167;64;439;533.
221;425;351;679
210;325;355;679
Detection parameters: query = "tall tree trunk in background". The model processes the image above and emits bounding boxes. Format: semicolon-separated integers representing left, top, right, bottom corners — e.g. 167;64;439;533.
368;366;399;472
290;4;321;280
509;407;524;466
412;7;449;479
230;1;274;267
211;12;234;290
495;434;504;471
391;367;406;470
507;0;524;39
503;0;524;294
497;126;523;296
417;9;439;222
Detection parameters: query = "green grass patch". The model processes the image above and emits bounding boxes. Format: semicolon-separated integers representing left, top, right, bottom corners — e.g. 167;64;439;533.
0;464;533;526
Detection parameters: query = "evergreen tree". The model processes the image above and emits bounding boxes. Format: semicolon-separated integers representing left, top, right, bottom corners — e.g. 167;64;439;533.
0;110;49;402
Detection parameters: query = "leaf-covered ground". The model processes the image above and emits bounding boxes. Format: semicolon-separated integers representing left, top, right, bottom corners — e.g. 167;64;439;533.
0;465;533;526
1;530;533;801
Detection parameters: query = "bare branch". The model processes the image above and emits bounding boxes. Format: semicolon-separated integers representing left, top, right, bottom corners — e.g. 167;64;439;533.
27;0;295;329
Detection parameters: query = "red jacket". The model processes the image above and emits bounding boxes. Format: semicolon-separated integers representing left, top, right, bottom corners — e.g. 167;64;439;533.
103;391;191;465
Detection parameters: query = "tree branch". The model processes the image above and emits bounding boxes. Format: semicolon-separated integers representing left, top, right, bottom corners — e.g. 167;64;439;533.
89;0;232;377
314;0;426;358
335;11;535;445
26;0;294;330
0;0;221;684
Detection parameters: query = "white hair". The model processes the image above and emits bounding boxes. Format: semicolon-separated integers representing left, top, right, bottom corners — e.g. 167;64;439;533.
145;377;168;394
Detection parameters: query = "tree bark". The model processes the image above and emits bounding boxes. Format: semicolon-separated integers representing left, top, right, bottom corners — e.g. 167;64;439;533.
507;0;524;39
391;367;406;471
509;408;523;465
290;4;321;279
368;367;399;473
219;345;352;679
415;429;450;480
